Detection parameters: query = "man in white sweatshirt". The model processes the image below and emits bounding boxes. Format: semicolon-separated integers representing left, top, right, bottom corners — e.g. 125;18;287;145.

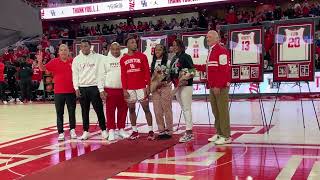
99;42;129;141
72;39;108;140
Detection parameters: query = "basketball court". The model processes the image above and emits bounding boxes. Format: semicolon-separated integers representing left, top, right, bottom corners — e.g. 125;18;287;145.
1;98;320;179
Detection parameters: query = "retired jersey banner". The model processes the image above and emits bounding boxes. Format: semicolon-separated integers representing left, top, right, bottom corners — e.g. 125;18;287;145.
274;22;314;82
229;27;264;83
182;33;209;82
140;35;167;65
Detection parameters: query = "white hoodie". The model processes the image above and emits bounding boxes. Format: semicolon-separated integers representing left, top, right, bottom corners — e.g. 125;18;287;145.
72;51;105;92
98;54;122;90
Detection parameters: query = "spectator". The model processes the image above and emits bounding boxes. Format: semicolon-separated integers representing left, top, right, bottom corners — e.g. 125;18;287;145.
5;62;20;104
274;5;283;20
137;21;144;32
302;1;310;17
4;48;17;64
0;59;7;104
198;9;208;28
61;28;69;38
225;7;238;24
285;4;295;19
128;22;136;33
32;60;42;100
90;26;97;36
47;41;55;54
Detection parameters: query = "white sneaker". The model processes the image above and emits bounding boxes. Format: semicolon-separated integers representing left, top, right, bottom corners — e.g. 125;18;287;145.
9;99;15;103
58;133;65;141
70;129;77;139
17;99;23;104
208;134;220;142
3;101;7;105
101;130;108;140
179;133;194;143
108;129;115;141
29;101;32;104
80;131;90;140
119;129;129;139
214;137;232;145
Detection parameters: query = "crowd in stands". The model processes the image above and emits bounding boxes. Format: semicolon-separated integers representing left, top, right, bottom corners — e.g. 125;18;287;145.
1;1;320;104
45;1;320;40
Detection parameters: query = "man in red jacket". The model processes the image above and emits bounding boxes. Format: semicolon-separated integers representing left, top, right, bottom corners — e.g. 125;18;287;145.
194;30;231;145
120;37;155;140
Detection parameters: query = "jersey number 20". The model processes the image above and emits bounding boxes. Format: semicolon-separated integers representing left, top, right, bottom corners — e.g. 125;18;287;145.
288;37;300;48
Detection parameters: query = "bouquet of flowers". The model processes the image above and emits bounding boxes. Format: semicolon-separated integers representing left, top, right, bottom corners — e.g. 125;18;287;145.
171;68;196;95
150;65;171;93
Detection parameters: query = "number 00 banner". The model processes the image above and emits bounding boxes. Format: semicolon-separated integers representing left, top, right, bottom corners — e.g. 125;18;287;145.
274;22;314;82
229;27;264;83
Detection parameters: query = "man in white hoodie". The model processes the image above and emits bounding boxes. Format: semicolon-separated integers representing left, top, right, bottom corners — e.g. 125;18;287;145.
99;42;129;141
72;39;108;140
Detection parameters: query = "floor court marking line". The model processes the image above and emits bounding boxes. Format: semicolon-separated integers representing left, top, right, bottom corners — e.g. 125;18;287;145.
0;154;37;158
276;156;303;180
141;141;248;177
308;161;320;180
0;131;57;149
3;130;107;177
0;123;127;149
224;143;320;149
112;172;193;180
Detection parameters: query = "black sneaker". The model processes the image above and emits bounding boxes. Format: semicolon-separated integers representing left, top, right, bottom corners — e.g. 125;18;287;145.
163;129;172;139
157;131;166;140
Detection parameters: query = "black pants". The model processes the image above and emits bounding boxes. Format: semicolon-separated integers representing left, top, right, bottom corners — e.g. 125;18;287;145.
8;80;18;100
0;81;6;101
20;80;32;101
79;86;106;131
32;81;40;100
54;93;77;134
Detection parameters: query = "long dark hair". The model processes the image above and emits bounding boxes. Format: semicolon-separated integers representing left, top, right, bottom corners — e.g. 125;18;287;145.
151;44;168;75
173;39;185;53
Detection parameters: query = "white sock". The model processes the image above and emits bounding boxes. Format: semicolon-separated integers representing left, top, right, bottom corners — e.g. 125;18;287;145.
148;126;153;132
132;126;138;132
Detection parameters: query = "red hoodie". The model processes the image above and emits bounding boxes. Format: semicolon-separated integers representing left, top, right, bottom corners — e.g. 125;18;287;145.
120;52;150;90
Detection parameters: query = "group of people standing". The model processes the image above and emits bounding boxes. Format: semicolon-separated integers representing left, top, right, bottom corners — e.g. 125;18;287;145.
0;58;41;105
40;30;232;145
